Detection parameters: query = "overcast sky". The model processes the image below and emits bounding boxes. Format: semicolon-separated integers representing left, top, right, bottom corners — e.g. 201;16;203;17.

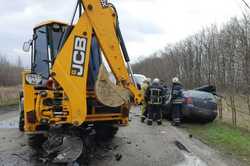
0;0;248;66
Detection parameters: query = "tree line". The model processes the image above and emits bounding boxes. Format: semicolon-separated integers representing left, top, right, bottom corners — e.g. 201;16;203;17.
0;54;23;86
132;14;250;95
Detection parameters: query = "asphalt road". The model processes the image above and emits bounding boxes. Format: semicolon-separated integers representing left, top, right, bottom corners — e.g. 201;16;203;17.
0;106;247;166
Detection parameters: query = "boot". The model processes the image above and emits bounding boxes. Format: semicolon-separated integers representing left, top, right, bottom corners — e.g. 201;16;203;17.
147;120;153;126
171;119;180;126
141;116;145;123
171;121;177;126
175;118;181;126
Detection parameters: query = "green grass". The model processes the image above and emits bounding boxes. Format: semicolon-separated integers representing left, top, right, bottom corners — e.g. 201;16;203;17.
186;121;250;164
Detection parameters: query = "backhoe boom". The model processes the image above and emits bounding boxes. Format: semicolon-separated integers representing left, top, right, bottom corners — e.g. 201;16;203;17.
51;0;142;125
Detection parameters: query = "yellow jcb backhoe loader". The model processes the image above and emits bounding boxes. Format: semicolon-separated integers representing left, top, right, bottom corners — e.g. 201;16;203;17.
20;0;142;163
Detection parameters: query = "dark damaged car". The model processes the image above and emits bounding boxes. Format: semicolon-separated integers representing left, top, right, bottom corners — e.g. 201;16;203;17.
163;85;218;123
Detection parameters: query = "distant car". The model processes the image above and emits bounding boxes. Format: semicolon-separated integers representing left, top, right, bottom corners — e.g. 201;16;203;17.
133;74;147;90
163;88;218;123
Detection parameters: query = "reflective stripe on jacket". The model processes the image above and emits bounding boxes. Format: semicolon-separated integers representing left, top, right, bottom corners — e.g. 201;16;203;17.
171;83;184;104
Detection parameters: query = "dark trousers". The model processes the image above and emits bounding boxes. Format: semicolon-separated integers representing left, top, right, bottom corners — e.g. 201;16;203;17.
172;104;182;123
148;105;162;122
143;107;148;118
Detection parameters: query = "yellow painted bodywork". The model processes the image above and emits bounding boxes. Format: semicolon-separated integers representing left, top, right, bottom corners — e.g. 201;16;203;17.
52;13;93;126
22;0;142;132
22;70;36;132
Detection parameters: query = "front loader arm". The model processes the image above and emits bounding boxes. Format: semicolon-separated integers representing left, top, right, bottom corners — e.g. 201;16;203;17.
82;0;143;104
52;14;93;126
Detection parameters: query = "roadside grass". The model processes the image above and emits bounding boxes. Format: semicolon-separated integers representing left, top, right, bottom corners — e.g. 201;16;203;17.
0;86;20;107
185;121;250;165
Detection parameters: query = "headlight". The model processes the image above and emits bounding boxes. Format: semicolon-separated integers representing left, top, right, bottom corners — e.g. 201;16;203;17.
25;74;42;85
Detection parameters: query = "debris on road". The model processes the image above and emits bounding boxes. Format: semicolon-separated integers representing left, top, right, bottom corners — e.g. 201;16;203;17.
12;153;29;162
20;143;26;147
174;140;190;153
115;153;122;161
0;107;247;166
113;145;119;150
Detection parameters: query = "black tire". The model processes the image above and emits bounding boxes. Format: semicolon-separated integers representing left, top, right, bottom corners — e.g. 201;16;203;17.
28;134;47;149
77;135;93;165
95;123;118;141
18;96;24;132
141;117;145;123
147;120;152;126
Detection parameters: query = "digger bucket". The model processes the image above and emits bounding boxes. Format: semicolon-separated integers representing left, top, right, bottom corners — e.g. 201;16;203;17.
95;64;130;107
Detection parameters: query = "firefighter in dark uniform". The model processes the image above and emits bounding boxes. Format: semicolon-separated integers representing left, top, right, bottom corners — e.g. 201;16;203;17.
145;78;164;126
171;77;184;126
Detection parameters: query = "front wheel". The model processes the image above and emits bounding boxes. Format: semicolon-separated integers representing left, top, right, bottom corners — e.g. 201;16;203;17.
27;134;47;149
18;93;24;132
95;123;118;141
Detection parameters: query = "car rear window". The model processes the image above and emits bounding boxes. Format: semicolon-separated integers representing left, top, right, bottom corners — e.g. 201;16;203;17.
184;90;216;101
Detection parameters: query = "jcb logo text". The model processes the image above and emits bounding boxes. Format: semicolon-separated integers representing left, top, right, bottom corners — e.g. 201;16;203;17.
71;36;87;76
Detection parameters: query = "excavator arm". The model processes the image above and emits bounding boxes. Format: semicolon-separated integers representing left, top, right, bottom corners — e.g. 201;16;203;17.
52;0;142;125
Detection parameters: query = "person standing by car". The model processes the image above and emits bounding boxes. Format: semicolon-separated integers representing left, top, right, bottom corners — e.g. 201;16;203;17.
141;78;150;123
145;78;164;125
171;77;184;126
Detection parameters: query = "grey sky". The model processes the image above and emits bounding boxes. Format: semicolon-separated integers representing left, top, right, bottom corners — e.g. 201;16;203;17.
0;0;247;66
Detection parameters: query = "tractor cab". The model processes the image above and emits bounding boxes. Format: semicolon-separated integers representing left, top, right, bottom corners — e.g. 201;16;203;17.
23;20;102;89
23;21;68;79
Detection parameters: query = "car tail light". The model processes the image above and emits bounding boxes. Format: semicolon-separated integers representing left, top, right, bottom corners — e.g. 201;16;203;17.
185;97;193;104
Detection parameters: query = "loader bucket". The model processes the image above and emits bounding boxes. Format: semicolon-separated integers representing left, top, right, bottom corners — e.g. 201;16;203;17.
95;64;130;107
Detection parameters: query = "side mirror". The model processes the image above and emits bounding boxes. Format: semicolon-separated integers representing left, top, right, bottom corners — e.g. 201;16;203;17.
23;40;32;52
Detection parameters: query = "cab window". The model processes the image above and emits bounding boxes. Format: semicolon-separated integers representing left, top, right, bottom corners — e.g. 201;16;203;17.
33;26;49;79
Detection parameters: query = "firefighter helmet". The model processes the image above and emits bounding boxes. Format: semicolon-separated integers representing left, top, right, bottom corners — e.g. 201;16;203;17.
172;77;180;83
152;78;160;84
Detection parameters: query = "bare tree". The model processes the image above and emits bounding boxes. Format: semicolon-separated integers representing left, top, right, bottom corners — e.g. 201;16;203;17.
0;53;23;86
132;15;250;96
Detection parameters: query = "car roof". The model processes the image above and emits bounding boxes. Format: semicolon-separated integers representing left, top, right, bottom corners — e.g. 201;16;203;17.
184;90;215;98
133;74;146;78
